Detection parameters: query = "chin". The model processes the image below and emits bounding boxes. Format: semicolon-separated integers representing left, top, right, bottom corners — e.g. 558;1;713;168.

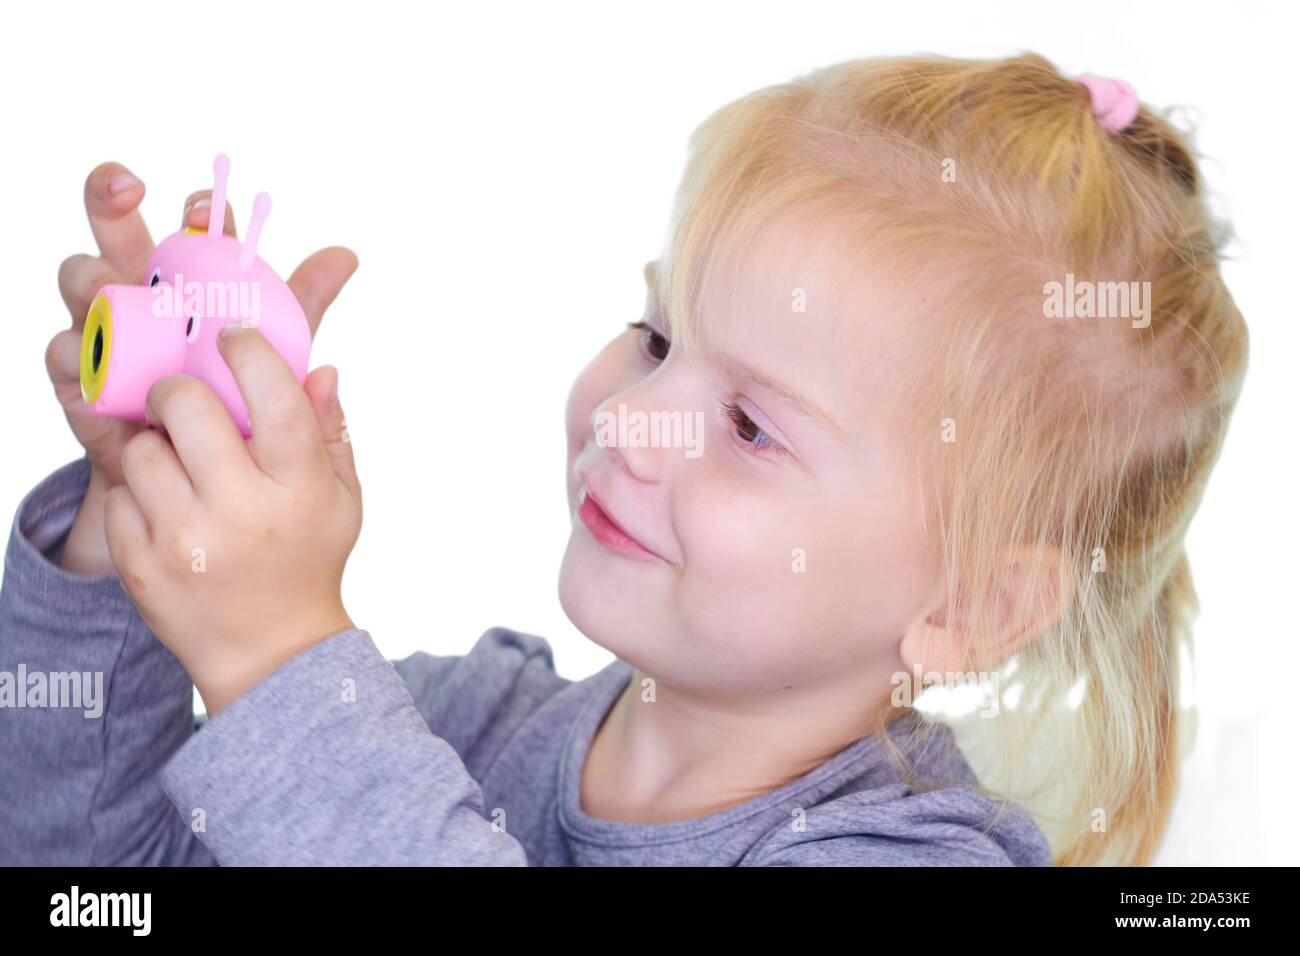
557;529;666;665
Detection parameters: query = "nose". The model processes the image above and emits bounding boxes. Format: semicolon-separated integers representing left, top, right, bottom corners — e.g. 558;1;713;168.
589;369;702;482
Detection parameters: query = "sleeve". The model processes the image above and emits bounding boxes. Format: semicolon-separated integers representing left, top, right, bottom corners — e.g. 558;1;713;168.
0;457;216;865
388;626;569;780
157;626;551;865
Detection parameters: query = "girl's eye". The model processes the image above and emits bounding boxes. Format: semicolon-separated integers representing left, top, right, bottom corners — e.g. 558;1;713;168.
721;400;787;458
627;320;670;363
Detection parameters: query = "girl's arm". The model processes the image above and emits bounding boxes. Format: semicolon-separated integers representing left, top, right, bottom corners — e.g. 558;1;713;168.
100;325;544;864
0;458;216;865
156;626;538;865
11;158;358;865
1;462;557;866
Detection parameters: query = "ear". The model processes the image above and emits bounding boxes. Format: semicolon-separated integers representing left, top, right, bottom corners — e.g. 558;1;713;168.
899;544;1070;676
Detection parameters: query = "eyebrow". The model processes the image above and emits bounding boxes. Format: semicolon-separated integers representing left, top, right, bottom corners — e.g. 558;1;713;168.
642;260;849;441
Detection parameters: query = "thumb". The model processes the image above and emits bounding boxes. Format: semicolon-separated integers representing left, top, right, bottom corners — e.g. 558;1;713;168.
304;365;361;505
289;247;359;338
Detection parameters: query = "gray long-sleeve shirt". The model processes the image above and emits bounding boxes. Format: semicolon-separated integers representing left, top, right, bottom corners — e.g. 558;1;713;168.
0;457;1054;866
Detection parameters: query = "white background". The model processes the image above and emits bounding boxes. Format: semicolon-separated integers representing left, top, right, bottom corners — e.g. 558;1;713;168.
0;0;1293;865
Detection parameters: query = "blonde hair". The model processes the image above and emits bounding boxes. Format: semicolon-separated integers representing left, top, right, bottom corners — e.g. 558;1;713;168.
650;52;1248;865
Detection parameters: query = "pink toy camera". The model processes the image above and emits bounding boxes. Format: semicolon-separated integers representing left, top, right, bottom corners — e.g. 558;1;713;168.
79;153;310;437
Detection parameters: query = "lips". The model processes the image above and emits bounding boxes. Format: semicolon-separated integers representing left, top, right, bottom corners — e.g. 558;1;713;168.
576;483;664;562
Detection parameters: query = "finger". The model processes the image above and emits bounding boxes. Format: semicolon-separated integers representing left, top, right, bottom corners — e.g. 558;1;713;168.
216;324;328;484
84;162;154;282
181;190;238;237
144;374;257;497
58;254;122;331
287;247;358;337
104;484;151;586
303;365;361;506
119;428;195;530
45;328;81;387
45;329;90;410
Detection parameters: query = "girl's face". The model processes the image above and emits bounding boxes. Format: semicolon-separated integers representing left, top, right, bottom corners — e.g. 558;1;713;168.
559;210;939;699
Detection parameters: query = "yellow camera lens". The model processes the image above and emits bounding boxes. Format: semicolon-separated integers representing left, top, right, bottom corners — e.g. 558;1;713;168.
81;293;112;404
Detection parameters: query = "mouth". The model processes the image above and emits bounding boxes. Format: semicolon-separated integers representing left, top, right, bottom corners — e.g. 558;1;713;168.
576;485;664;563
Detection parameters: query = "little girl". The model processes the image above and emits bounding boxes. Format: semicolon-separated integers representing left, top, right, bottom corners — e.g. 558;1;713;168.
0;52;1247;866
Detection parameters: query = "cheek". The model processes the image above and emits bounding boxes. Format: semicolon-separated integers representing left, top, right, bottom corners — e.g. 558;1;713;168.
671;465;824;653
671;465;928;666
676;461;785;566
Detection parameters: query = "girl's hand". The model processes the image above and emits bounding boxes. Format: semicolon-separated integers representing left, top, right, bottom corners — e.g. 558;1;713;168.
50;162;358;575
104;325;363;717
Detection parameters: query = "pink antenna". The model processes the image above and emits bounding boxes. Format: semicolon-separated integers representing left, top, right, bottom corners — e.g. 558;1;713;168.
208;153;231;236
239;192;272;271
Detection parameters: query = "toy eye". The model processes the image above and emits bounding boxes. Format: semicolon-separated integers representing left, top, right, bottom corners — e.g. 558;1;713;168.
148;267;161;287
185;314;201;343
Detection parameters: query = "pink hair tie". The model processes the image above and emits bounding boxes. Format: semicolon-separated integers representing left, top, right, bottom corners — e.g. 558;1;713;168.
1077;73;1140;133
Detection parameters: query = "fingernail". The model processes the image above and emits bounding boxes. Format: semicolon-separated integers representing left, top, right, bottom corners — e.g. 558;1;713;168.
328;371;340;406
108;173;141;195
218;322;244;339
189;197;211;211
